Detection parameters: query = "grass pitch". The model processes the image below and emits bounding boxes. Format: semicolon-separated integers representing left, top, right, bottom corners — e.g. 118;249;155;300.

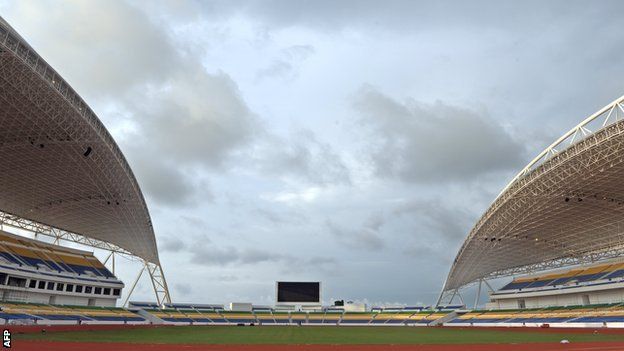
14;326;624;345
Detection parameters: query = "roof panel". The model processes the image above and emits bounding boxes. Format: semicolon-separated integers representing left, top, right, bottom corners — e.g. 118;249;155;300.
0;17;159;263
445;96;624;291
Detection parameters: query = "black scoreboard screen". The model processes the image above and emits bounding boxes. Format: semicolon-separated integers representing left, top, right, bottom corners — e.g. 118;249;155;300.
276;282;320;303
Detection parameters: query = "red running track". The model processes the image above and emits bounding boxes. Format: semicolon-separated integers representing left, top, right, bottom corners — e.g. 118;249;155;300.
12;340;624;351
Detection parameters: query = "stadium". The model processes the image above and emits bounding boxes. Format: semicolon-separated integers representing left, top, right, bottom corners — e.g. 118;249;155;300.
1;10;624;351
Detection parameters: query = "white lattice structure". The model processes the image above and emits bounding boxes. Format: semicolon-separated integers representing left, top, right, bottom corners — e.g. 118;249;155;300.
0;17;170;305
439;95;624;304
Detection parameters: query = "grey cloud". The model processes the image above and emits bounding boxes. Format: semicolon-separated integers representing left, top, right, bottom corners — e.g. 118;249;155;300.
187;239;335;273
253;129;350;185
175;283;193;296
180;215;209;228
256;45;315;81
394;199;474;241
10;0;178;97
10;1;260;208
256;60;293;80
354;86;527;183
130;67;257;170
283;45;315;61
253;208;307;226
126;152;203;207
216;275;239;282
393;199;475;262
160;237;186;253
174;0;618;33
326;219;385;251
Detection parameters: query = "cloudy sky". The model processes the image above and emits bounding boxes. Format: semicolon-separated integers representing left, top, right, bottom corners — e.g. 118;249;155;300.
1;0;623;307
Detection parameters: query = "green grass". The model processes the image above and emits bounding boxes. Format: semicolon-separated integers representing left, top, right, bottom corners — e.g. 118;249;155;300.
14;326;624;345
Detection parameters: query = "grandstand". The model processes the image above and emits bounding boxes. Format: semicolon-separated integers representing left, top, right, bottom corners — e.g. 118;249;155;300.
0;229;122;306
0;14;170;310
445;303;624;327
439;94;624;316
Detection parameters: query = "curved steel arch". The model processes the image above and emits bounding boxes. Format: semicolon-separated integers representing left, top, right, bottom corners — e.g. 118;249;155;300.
0;17;170;304
443;95;624;293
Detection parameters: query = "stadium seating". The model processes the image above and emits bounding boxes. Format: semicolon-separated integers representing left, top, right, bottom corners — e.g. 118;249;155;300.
116;303;464;327
254;312;276;324
340;312;374;324
499;261;624;292
290;312;307;324
0;231;114;279
306;312;325;324
322;311;342;324
0;301;146;324
272;312;291;324
446;303;624;327
222;311;257;324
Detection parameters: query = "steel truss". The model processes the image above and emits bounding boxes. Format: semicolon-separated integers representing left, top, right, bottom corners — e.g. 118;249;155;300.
0;210;172;306
0;17;171;307
443;95;624;295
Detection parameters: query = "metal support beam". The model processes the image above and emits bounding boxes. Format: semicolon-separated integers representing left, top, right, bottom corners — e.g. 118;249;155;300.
123;265;145;308
456;289;465;306
435;288;446;307
103;251;114;265
145;260;172;307
0;210;134;256
473;279;482;309
0;210;172;306
483;279;495;293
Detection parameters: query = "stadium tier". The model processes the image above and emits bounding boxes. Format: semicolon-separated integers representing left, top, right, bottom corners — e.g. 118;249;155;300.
0;230;113;278
487;259;624;309
499;261;624;292
0;230;123;306
114;305;460;326
0;301;146;324
445;303;624;327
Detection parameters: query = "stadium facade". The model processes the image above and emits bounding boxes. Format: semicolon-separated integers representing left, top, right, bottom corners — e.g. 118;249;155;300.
440;95;624;309
0;16;170;307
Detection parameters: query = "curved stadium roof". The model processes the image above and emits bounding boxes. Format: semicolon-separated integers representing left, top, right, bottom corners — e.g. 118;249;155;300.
0;17;159;264
444;95;624;291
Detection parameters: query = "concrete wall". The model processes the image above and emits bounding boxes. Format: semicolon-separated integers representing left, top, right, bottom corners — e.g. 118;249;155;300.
0;288;116;306
489;287;624;309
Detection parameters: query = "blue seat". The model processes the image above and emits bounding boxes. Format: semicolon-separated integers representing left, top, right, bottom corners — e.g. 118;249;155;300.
470;318;503;323
67;263;114;278
191;318;211;323
550;277;576;286
526;280;554;288
0;313;39;320
227;318;255;323
163;317;193;322
500;281;532;290
91;316;128;321
604;270;624;280
575;273;609;282
0;252;22;266
38;314;85;320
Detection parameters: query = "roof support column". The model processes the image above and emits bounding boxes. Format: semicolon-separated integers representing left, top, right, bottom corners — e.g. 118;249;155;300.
473;279;482;309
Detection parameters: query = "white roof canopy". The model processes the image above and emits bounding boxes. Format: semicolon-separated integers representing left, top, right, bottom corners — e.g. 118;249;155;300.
0;17;159;264
445;95;624;291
